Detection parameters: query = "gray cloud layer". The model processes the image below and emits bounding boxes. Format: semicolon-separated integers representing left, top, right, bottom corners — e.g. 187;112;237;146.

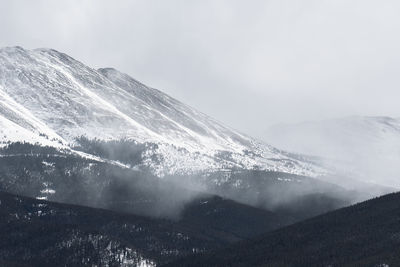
1;0;399;136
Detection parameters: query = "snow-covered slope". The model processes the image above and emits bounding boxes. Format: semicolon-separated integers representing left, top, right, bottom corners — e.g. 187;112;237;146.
0;114;62;147
0;46;323;177
263;116;400;187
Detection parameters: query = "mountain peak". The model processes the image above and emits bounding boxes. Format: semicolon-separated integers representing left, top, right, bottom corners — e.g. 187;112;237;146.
0;45;26;53
0;46;323;177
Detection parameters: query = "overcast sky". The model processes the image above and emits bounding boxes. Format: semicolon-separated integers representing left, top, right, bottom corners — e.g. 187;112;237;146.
1;0;400;137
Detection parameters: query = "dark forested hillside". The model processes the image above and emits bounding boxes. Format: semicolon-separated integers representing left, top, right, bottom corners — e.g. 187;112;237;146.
168;192;400;267
0;191;197;266
0;191;287;266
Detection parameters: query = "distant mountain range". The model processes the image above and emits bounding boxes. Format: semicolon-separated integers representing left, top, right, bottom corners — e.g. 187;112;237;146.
263;116;400;188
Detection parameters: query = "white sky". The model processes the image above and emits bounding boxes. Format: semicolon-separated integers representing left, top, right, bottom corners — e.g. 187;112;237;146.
1;0;400;137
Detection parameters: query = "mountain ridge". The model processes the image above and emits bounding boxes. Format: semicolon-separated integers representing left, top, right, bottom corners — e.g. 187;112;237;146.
0;46;323;177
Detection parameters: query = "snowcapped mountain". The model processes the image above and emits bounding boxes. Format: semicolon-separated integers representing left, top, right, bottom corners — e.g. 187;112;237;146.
0;46;323;177
263;116;400;188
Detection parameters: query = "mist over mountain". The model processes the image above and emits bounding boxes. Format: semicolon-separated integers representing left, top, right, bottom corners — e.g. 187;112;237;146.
2;0;400;265
0;46;396;266
264;116;400;188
